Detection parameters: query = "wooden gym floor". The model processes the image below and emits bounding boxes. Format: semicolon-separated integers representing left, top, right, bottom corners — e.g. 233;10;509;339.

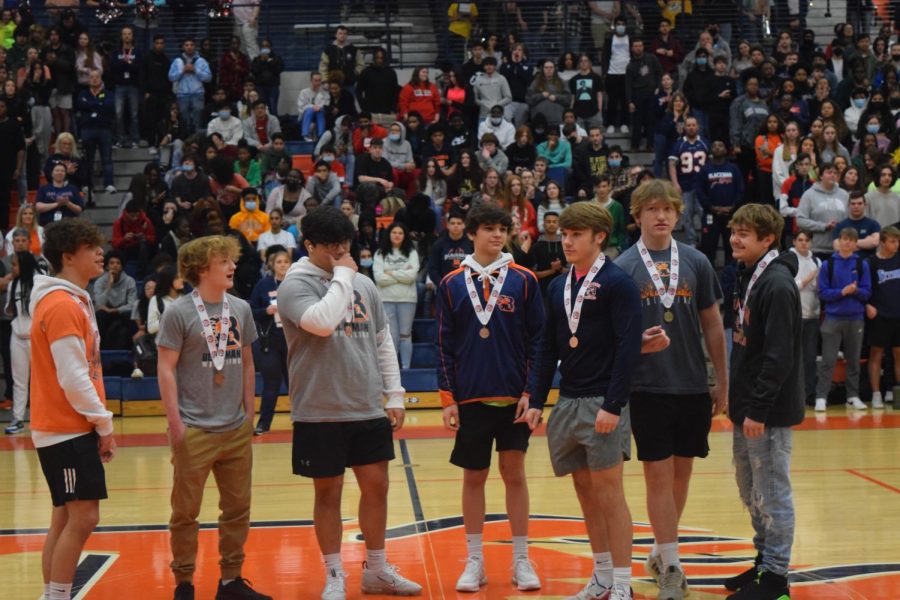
2;406;900;599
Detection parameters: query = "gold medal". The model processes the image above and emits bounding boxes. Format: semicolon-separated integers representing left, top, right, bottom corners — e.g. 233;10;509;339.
664;310;674;323
214;370;225;385
479;327;490;339
569;336;579;348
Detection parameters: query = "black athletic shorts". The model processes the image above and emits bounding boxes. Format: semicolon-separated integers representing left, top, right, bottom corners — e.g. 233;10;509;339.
450;402;532;470
629;392;712;461
292;417;395;478
868;315;900;349
37;432;108;507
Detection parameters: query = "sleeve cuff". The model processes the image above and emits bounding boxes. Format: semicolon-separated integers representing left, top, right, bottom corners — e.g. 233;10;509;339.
601;399;623;416
95;418;114;437
384;394;405;410
440;389;456;408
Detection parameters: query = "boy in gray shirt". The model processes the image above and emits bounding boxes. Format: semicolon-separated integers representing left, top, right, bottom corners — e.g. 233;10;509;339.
156;236;270;600
278;206;421;600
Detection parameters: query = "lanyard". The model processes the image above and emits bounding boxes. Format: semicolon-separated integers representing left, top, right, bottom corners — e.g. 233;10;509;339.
463;264;508;339
738;250;779;328
190;289;230;372
563;252;606;348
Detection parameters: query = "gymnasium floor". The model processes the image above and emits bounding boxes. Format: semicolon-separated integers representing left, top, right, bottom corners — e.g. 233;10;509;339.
2;407;900;599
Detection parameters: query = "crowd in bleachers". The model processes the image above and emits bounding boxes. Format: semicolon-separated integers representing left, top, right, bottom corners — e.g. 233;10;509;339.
2;1;900;436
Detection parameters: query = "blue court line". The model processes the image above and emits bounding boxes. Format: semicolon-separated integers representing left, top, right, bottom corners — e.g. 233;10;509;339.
398;439;427;533
0;519;316;536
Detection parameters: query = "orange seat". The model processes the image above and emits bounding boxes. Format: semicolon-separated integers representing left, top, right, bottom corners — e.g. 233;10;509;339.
291;154;315;177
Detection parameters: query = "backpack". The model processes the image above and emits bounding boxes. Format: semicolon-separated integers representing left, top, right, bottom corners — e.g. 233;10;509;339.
826;255;864;286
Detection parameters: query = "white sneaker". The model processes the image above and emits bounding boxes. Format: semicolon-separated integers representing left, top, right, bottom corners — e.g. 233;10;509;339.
148;147;158;156
610;583;633;600
455;556;487;592
814;398;827;412
105;185;117;194
566;573;611;599
606;125;616;135
322;569;346;600
130;368;144;379
886;390;894;403
619;125;630;134
512;557;541;590
846;396;867;410
645;553;663;584
872;391;884;408
657;565;688;600
361;562;422;595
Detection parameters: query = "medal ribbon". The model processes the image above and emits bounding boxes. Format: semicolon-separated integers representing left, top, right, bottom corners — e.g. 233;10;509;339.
191;290;230;371
637;238;679;309
68;293;100;357
737;249;779;328
564;252;606;338
463;265;508;327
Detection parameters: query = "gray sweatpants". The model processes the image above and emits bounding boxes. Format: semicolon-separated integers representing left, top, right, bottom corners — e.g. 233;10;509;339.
816;318;864;399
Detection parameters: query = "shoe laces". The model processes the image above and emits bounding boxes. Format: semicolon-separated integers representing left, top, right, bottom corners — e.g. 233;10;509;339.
324;570;346;591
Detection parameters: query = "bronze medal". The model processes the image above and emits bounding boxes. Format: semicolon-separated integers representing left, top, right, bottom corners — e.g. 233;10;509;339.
569;336;579;348
479;326;490;339
664;310;674;323
214;370;225;385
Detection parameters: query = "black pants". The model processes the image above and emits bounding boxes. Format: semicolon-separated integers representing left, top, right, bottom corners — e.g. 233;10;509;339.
605;74;627;128
0;320;12;400
96;311;135;350
700;212;732;267
736;146;757;203
253;332;289;431
0;176;12;231
630;92;656;150
141;92;172;146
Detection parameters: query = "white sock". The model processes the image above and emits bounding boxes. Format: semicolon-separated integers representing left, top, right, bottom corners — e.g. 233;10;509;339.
48;582;72;600
593;552;613;586
659;542;680;569
466;533;484;560
43;583;51;600
613;566;632;590
366;548;386;572
324;552;343;575
651;542;659;557
872;391;883;401
511;535;529;560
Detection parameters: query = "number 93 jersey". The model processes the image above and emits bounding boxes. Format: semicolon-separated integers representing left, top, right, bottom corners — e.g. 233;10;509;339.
668;136;710;193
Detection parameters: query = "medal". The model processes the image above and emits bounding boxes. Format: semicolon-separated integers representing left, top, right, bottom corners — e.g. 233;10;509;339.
564;252;606;349
637;238;680;322
463;258;509;342
737;249;779;328
191;290;231;376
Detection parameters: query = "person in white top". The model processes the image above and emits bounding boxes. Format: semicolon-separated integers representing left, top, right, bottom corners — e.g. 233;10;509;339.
373;222;419;369
772;121;801;198
256;208;297;260
605;17;631;134
477;105;516;148
146;265;185;335
297;71;331;142
206;102;244;146
232;0;260;59
790;230;821;404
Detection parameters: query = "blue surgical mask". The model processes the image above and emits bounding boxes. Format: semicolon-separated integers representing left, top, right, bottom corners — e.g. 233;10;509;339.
490;117;503;126
322;154;335;163
388;133;401;142
615;25;626;35
696;57;708;66
853;98;866;108
867;124;880;134
260;48;271;56
218;110;231;120
182;164;195;173
609;158;621;168
360;258;373;268
244;201;257;211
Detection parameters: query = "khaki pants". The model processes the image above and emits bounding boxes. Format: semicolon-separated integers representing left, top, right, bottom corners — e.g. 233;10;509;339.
169;419;253;583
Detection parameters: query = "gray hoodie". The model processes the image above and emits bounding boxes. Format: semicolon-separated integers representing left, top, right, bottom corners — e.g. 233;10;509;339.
729;94;771;148
472;70;512;117
796;182;850;253
314;115;355;157
305;170;343;208
383;121;414;169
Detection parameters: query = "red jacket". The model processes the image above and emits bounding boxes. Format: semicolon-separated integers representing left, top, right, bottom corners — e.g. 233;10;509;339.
352;123;388;155
111;211;156;250
398;82;441;123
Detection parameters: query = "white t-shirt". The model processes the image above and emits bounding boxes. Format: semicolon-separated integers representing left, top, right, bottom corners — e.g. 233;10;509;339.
257;229;297;255
608;35;630;75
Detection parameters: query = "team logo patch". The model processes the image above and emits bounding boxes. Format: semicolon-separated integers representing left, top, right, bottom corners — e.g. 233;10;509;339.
497;295;515;312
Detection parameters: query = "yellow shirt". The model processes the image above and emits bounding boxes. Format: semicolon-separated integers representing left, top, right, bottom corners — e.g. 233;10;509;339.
659;0;692;22
448;2;478;39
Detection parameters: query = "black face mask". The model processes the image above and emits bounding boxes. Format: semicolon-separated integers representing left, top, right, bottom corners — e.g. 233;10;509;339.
870;101;885;110
285;179;300;190
890;98;900;109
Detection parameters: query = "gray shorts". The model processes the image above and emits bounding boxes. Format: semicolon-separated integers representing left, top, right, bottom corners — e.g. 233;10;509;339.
546;395;631;476
49;90;73;110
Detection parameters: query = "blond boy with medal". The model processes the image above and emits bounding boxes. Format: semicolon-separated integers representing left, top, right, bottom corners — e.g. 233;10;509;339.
614;179;728;600
157;236;272;600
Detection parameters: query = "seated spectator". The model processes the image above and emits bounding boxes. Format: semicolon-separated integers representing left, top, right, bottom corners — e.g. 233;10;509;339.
234;140;261;188
384;121;418;196
446;112;474;153
208;154;250;221
263;155;292;201
476;132;509;176
305;160;342;208
355;137;396;216
157;101;188;169
537;179;565;230
447;149;483;211
398;66;441;125
589;175;626;257
43;131;87;190
256;208;296;260
206;101;243;147
93;250;138;349
536;128;572;172
323;74;358;130
866;164;900;227
506;125;537;175
170;155;212;212
527;59;572;127
111;199;157;277
259;132;290;178
478;104;516;149
417;158;448;210
472;167;504;204
147;264;185;335
5;205;44;256
243;99;280;151
352;111;388;155
159;216;192;263
266;168;312;226
421;123;457;177
501;174;537;239
395;192;438;252
127;162;169;213
229;187;270;244
34;163;84;226
297;70;330;141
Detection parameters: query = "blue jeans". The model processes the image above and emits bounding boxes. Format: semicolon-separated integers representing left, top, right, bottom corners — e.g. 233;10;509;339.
733;426;795;576
383;301;416;369
81;126;114;187
258;85;280;116
300;107;326;139
252;332;288;431
678;189;701;246
653;133;670;177
115;84;140;145
177;94;205;133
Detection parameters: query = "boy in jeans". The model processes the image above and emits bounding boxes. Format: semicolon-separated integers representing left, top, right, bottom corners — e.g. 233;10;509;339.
865;226;900;407
157;236;271;600
726;204;804;600
815;227;872;411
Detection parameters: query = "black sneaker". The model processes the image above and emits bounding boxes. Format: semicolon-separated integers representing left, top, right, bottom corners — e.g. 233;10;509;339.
215;578;272;600
253;426;268;436
726;570;790;600
724;553;762;591
173;582;194;600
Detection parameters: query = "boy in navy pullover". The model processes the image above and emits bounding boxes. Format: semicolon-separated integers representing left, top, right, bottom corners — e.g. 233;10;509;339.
697;140;744;266
815;227;872;411
865;226;900;407
525;202;657;600
436;203;544;593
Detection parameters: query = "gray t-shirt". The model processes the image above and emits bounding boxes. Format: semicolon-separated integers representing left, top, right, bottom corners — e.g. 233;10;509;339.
615;241;722;394
278;268;389;423
156;293;257;432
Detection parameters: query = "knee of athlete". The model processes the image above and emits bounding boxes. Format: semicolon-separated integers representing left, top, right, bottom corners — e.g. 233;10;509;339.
498;461;526;487
463;468;490;487
314;482;344;505
70;507;101;536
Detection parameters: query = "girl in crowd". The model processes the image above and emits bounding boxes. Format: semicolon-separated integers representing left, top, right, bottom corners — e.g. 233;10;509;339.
374;222;420;370
147;265;185;336
3;252;44;434
4;204;44;256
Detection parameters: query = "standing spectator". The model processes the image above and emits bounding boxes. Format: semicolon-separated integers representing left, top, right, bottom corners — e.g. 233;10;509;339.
833;191;880;257
697;140;745;265
498;43;532;128
35;163;84;226
318;25;363;89
110;26;141;148
243;100;280;151
398;66;441;125
796;163;849;258
140;34;173;154
625;38;663;152
602;17;630;134
815;227;872;411
472;57;511;119
569;54;604;132
168;38;213;133
297;71;330;142
250;38;285;116
356;47;399;127
0;97;25;232
668;116;710;246
43;27;76;136
587;0;618;61
57;9;86;50
865;164;900;227
866;227;900;408
256;209;296;259
218;35;251;104
446;2;478;62
111;199;156;276
527;59;572;128
730;75;772;201
682;47;716;137
93;250;138;350
707;56;736;147
233;0;260;59
22;56;53;170
790;230;821;404
649;18;684;78
374;222;419;369
754;114;785;209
